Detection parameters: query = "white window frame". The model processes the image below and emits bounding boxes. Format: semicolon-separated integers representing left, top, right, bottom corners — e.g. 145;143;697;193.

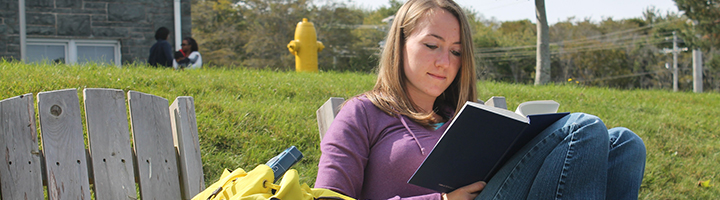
26;38;122;67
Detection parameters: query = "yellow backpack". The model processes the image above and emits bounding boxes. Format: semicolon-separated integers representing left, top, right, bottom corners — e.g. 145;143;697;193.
193;165;354;200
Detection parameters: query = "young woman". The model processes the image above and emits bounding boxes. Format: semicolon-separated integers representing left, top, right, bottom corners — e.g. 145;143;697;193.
314;0;646;200
176;37;203;69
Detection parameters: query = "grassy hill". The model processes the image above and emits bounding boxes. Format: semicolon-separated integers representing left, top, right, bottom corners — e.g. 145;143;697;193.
1;60;718;199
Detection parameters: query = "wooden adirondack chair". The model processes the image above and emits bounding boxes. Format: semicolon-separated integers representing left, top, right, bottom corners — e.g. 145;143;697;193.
0;88;205;200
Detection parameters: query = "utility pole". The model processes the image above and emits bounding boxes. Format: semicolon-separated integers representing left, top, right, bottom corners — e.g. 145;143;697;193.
691;20;703;93
693;48;703;93
660;31;687;92
673;31;678;92
534;0;550;85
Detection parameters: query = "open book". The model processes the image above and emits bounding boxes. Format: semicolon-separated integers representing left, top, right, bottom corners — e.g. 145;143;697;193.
407;100;569;193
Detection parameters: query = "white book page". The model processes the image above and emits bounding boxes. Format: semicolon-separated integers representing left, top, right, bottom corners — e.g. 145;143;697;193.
466;101;529;123
514;100;560;116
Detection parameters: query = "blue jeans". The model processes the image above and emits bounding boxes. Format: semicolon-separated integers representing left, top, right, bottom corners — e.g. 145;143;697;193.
476;113;646;200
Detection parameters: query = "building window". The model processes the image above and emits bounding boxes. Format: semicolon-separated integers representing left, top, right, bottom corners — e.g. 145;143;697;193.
26;44;66;64
26;39;121;67
77;45;117;65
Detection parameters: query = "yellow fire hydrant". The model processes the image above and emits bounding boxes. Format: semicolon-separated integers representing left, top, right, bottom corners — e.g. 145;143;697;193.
287;18;324;72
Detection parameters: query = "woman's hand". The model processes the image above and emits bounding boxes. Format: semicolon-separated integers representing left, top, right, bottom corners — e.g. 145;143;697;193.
442;181;486;200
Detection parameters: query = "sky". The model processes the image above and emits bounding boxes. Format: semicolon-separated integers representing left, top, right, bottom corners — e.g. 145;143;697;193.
347;0;681;25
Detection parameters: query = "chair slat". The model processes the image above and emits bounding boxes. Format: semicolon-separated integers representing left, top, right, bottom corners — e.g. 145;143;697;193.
170;96;206;199
128;91;182;200
484;96;507;109
316;97;345;141
0;94;44;200
83;88;138;200
37;89;91;200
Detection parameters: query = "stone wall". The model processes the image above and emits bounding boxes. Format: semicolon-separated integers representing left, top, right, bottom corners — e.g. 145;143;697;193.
0;0;192;64
0;1;20;60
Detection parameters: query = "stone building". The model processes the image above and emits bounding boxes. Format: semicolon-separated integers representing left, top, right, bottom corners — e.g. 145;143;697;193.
0;0;191;66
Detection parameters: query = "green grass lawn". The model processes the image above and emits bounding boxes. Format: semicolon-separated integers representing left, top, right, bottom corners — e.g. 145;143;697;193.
1;60;718;199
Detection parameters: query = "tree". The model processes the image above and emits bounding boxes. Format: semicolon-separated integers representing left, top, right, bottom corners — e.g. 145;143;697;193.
192;0;248;67
674;0;720;49
534;0;550;85
313;2;368;71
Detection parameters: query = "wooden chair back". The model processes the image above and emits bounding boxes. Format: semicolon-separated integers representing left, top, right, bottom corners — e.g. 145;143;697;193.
0;88;204;200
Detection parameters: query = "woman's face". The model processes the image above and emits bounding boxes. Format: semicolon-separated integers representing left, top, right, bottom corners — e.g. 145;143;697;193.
181;40;191;52
403;8;461;104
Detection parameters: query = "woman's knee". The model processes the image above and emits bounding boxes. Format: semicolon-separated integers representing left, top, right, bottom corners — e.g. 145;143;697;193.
553;113;610;145
608;127;647;156
567;113;605;129
564;113;607;136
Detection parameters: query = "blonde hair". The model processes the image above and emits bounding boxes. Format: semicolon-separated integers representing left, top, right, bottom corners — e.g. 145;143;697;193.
364;0;477;127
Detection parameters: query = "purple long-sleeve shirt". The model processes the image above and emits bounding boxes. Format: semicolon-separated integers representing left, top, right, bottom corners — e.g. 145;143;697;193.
315;96;453;200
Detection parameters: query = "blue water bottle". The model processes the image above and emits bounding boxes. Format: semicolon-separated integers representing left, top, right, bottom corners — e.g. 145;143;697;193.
266;146;304;181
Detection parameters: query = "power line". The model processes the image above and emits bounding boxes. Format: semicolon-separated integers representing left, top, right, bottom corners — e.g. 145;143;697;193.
328;24;387;29
476;25;683;58
475;19;681;54
478;37;669;59
476;30;673;54
572;70;670;83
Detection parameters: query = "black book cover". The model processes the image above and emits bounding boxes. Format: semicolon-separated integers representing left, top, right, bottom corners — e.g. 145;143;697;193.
407;101;569;193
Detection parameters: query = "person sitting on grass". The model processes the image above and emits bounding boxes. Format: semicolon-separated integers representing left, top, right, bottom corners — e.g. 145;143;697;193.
148;27;173;68
175;37;203;69
314;0;647;199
